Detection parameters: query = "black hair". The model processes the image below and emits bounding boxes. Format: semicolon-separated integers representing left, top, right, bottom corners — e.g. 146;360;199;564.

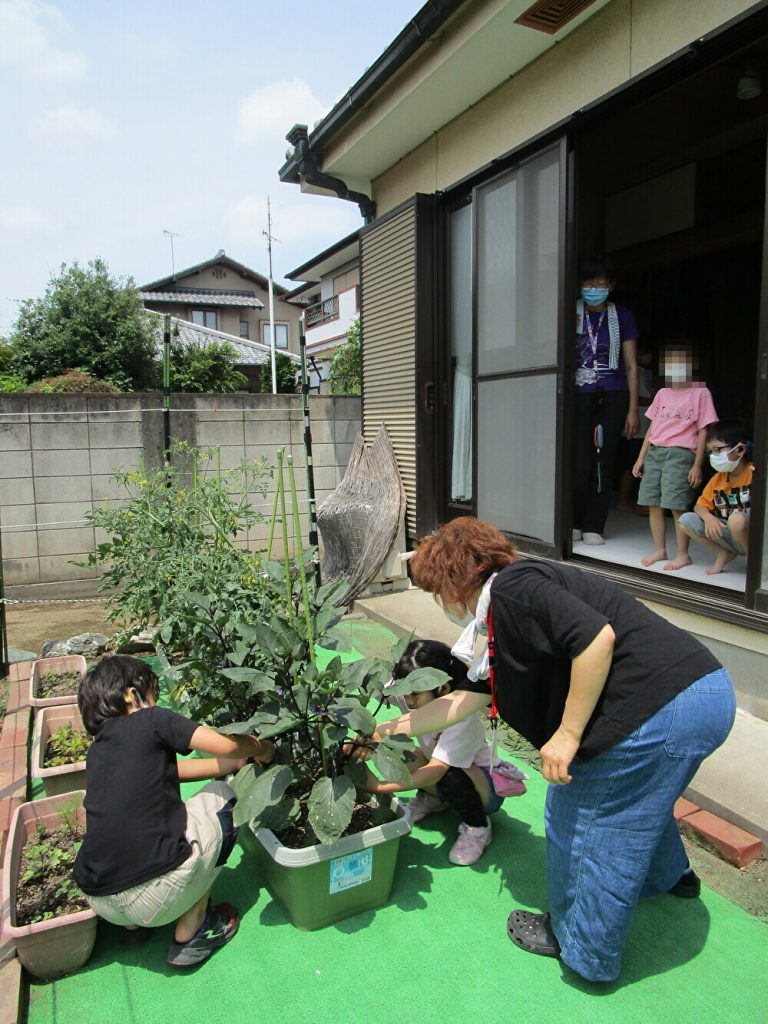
579;253;616;283
392;639;468;694
706;420;752;454
78;655;160;735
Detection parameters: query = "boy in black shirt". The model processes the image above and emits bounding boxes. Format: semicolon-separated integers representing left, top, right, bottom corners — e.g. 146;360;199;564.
74;656;273;968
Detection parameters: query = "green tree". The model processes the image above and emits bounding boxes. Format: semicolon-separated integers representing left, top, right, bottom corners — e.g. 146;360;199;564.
9;258;157;391
169;336;247;392
259;351;298;394
327;317;361;395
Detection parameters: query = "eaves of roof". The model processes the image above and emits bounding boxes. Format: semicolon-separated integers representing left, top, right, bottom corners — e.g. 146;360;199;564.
147;311;300;366
279;0;466;183
140;250;290;297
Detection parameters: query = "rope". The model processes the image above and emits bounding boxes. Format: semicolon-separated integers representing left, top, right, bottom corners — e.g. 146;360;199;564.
0;596;104;606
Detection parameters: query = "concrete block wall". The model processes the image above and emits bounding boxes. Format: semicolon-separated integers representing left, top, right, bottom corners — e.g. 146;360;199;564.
0;394;361;593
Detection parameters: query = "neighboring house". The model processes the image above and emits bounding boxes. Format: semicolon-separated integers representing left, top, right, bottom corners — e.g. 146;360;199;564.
279;0;768;718
147;311;300;392
140;249;303;355
284;231;361;389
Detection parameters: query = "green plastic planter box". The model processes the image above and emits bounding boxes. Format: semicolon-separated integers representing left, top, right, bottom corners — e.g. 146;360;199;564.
240;796;412;930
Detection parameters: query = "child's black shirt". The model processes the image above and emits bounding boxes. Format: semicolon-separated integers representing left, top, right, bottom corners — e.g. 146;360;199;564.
74;706;199;896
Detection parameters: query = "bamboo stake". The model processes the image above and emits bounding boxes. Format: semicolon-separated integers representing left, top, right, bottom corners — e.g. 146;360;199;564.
287;454;315;665
275;449;293;620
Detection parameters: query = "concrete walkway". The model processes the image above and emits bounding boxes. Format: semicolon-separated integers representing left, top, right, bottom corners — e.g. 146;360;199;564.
356;587;768;846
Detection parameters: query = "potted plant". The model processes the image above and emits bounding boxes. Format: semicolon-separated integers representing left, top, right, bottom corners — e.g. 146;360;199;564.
0;792;97;979
31;706;91;797
163;450;447;930
29;655;87;710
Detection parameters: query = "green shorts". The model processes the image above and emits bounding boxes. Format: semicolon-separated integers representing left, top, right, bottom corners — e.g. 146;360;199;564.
637;445;696;510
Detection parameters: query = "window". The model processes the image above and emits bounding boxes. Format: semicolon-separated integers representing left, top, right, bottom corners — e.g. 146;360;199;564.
261;322;289;349
239;320;249;339
191;309;217;329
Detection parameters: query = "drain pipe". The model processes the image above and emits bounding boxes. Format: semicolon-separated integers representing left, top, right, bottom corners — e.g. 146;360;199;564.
286;125;376;224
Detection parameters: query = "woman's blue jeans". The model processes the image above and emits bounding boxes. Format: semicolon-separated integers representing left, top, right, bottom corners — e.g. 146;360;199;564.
545;668;736;982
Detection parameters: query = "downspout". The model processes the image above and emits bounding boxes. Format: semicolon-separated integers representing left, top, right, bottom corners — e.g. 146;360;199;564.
286;124;376;224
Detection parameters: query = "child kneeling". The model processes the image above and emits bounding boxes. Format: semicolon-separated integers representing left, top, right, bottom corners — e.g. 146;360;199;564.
73;656;274;968
364;640;503;866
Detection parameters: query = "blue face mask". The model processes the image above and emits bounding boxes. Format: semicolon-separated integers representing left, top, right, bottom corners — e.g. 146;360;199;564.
581;286;610;307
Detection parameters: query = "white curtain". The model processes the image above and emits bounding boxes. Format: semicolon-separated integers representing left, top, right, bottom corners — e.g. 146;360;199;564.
451;360;472;501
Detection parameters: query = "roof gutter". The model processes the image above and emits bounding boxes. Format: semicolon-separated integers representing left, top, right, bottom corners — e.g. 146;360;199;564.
286;124;377;223
279;0;466;188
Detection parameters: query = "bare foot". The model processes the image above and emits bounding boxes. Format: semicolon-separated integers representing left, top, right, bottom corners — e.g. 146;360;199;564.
705;552;736;575
663;555;692;571
641;549;668;567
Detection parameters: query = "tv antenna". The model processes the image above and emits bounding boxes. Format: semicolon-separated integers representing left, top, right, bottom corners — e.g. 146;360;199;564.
263;196;282;394
163;229;182;276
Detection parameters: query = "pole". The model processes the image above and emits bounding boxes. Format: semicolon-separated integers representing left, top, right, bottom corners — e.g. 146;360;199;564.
265;196;277;395
299;316;321;588
0;505;9;678
163;314;171;464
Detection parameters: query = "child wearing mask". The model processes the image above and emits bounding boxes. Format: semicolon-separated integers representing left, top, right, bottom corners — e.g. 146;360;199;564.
74;656;274;968
362;640;514;866
678;422;753;575
632;344;718;571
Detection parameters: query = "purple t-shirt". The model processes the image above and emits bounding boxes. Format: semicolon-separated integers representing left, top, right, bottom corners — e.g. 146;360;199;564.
575;302;638;394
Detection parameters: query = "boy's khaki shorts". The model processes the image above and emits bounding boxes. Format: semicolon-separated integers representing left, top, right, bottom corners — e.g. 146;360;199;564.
637;445;696;510
88;780;235;929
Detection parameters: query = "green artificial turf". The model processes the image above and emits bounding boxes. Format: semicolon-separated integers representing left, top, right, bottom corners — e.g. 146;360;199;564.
27;624;768;1024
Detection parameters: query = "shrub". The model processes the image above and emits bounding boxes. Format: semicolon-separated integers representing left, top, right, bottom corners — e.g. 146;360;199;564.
328;317;360;395
169;336;248;393
26;369;120;393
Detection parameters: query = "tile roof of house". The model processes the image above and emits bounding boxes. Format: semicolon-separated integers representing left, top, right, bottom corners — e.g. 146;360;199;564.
140;249;290;297
148;311;299;366
140;287;264;308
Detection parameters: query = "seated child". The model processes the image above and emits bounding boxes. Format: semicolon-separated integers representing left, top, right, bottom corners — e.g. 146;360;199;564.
632;343;718;570
73;655;274;968
678;421;753;575
363;639;504;866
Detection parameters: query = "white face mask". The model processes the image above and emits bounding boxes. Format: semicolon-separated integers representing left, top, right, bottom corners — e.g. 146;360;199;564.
709;446;742;473
663;362;690;382
443;605;473;628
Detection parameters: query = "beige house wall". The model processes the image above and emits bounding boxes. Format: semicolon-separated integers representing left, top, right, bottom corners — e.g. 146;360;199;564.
371;0;758;213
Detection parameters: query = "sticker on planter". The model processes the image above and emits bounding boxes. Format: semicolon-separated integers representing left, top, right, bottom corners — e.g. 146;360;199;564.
329;850;373;894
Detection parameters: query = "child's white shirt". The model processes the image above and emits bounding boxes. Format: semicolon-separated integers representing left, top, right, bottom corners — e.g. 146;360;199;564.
391;695;492;770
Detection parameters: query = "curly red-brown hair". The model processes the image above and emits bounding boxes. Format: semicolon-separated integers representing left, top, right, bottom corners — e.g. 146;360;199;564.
410;517;518;606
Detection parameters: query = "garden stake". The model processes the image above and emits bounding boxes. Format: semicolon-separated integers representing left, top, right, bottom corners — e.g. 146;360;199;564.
266;448;282;559
287;454;315;666
299;316;321;588
162;314;171;466
275;449;294;621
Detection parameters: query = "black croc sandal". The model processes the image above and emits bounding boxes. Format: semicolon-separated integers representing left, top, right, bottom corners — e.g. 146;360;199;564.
507;910;561;958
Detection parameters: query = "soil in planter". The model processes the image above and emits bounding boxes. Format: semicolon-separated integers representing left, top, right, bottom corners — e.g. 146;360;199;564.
37;670;82;700
16;816;89;926
273;786;388;850
44;724;92;768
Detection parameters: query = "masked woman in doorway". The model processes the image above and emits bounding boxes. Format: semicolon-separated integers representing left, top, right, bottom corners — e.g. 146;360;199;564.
361;518;735;984
573;254;640;545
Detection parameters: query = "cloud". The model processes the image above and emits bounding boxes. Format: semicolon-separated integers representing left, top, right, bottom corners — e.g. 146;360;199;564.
0;205;48;231
29;104;116;143
237;78;328;145
224;195;361;247
0;0;87;82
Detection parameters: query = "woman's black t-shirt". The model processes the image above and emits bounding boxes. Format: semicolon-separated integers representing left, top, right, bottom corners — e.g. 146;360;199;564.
74;706;199;896
459;560;721;760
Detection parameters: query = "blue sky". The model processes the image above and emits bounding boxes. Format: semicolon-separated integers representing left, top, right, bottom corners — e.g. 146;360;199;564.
0;0;421;334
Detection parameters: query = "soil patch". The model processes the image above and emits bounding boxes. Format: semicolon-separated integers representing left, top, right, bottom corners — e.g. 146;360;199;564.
16;820;89;926
44;725;91;768
5;601;112;660
36;671;81;700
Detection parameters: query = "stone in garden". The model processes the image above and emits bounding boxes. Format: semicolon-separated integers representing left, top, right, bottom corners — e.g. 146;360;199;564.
40;640;69;658
117;630;156;654
40;633;111;658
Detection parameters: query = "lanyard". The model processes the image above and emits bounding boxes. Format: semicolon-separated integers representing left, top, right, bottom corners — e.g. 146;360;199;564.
487;605;498;762
584;309;606;370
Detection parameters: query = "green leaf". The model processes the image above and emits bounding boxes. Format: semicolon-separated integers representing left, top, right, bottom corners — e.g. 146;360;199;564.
328;698;376;735
323;722;348;746
231;763;294;828
320;624;356;652
269;616;305;656
313;605;344;637
307;775;355;845
291;685;311;714
258;798;300;833
262;560;286;583
374;739;414;786
220;667;272;684
384;667;450;696
389;631;414;665
315;578;350;609
342;759;369;787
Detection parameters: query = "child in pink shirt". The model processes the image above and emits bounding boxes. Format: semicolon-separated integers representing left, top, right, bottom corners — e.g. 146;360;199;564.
632;345;718;571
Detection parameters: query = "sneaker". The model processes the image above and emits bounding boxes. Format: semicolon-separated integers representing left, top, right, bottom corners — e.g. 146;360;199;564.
582;532;605;545
449;821;492;865
572;529;583;542
668;868;702;899
167;901;240;967
408;792;449;823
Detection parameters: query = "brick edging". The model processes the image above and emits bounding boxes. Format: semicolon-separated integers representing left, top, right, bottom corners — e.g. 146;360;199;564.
674;797;764;867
